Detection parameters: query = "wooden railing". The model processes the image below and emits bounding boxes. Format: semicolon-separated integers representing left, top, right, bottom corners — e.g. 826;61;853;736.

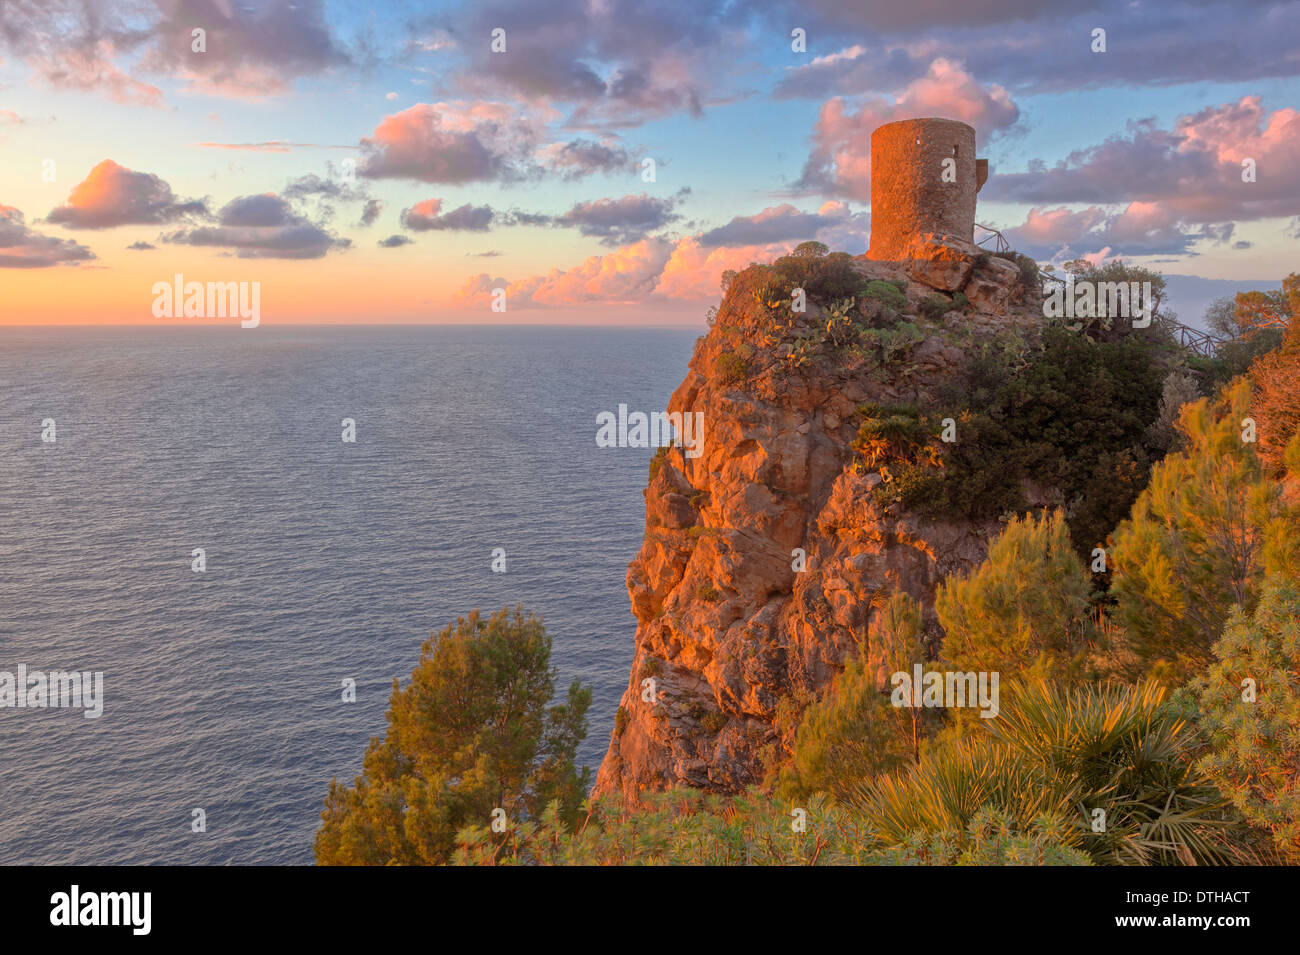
1168;321;1224;357
974;223;1009;253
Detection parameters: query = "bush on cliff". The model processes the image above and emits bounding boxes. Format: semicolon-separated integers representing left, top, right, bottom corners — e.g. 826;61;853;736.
314;607;590;865
450;788;1090;866
865;324;1166;554
850;680;1234;866
936;509;1093;685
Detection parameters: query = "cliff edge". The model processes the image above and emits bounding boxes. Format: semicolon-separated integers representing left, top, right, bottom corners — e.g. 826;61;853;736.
593;235;1045;801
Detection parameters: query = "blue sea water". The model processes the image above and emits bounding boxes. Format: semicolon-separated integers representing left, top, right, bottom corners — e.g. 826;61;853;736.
0;324;700;865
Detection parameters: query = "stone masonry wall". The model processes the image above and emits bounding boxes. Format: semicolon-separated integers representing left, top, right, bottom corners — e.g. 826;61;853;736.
868;118;979;261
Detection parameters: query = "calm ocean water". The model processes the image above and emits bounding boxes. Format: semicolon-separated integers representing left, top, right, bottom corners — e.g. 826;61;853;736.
0;324;699;865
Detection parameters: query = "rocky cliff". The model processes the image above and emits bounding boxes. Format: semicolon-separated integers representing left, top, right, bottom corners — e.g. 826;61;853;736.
593;235;1045;801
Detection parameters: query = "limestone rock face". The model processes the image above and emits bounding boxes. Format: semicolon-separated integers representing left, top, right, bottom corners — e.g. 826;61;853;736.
901;232;978;292
592;249;1043;803
964;255;1023;315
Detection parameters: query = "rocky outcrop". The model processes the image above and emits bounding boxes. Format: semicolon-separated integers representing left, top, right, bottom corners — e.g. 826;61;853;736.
901;231;1025;316
592;244;1040;802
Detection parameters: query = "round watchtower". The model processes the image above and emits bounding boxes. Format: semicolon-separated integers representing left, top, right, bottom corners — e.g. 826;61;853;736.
867;118;985;261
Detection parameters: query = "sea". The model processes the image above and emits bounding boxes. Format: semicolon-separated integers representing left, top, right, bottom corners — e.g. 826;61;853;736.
0;324;700;864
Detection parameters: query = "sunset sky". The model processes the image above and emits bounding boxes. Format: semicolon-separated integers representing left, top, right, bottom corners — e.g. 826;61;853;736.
0;0;1297;325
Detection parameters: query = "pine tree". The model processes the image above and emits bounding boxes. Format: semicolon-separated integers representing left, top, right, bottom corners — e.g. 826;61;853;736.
1187;581;1300;863
935;509;1091;682
1109;380;1279;681
314;607;590;865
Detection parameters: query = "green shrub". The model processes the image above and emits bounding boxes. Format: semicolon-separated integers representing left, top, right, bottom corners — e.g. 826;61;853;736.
697;583;720;602
768;250;863;303
1109;380;1278;681
918;295;951;321
450;788;1088;866
715;351;749;385
862;325;1166;553
851;680;1234;866
701;710;729;734
648;446;670;483
314;607;591;865
858;322;924;365
862;279;908;312
936;509;1092;683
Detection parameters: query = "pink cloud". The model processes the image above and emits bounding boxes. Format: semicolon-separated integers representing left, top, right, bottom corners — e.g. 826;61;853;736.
656;236;795;301
797;58;1019;200
35;39;163;107
454;233;808;308
359;101;549;184
455;238;675;308
994;97;1300;258
46;160;209;229
1011;206;1108;245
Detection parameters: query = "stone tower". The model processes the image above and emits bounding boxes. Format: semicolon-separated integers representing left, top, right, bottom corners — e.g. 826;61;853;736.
867;117;988;261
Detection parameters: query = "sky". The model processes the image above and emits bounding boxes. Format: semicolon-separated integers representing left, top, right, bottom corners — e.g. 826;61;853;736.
0;0;1296;326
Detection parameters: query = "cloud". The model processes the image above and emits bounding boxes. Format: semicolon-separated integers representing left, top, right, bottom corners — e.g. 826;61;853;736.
760;0;1056;33
137;0;350;99
159;193;349;259
553;192;686;245
456;238;675;307
990;97;1300;258
655;236;797;301
1002;204;1234;261
126;240;156;250
359;101;547;184
32;38;164;107
360;104;651;187
359;199;383;227
0;205;96;268
795;59;1020;200
768;2;1300;99
282;172;367;203
394;191;687;242
537;138;637;179
401;199;496;232
453;201;860;307
0;0;350;104
699;201;866;248
278;169;374;228
46;160;209;229
444;0;738;127
416;28;462;54
991;98;1300;219
378;234;413;248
